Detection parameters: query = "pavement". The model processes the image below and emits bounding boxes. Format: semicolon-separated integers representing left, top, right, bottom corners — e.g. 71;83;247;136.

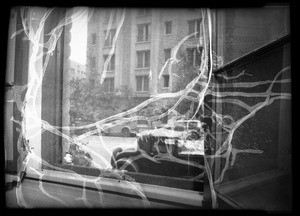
81;135;137;169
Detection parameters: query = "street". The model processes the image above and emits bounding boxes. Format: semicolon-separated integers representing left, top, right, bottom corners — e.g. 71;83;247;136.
82;135;137;169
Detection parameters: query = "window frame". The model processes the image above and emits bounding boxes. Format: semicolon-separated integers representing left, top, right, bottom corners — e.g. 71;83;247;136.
188;18;201;38
136;50;150;69
136;75;149;92
103;54;115;71
103;77;115;93
90;56;96;69
104;29;116;47
137;23;151;42
165;21;172;35
162;74;170;88
210;35;291;209
186;47;201;67
164;48;171;62
91;33;97;45
137;8;151;16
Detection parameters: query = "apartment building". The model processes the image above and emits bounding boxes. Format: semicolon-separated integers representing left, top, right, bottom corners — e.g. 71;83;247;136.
86;7;289;98
69;59;87;79
86;8;204;98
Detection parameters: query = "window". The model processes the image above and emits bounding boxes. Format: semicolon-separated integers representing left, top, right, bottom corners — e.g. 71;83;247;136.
103;54;115;71
186;47;201;67
104;29;116;47
103;78;114;92
165;21;172;35
91;12;97;23
188;19;201;38
104;9;117;22
90;56;96;68
163;75;169;88
91;33;97;45
5;6;291;210
136;50;150;68
137;23;150;42
137;9;151;16
136;76;149;92
164;48;171;62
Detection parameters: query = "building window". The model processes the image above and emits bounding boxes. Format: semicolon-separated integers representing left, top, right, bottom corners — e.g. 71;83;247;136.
136;50;150;68
104;9;117;22
91;33;97;45
163;75;169;88
137;9;151;16
103;78;114;93
136;76;149;92
137;23;150;42
188;19;202;38
91;13;97;23
164;48;171;62
186;47;202;67
104;29;116;47
103;54;115;71
90;56;96;69
165;21;172;35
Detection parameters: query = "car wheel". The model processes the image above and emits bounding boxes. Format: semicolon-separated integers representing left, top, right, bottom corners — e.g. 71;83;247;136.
187;131;200;140
115;159;139;173
110;147;123;167
121;127;131;137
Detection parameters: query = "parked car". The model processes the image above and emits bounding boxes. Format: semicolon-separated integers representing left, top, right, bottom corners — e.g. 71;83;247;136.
71;117;94;136
110;126;204;178
103;118;153;137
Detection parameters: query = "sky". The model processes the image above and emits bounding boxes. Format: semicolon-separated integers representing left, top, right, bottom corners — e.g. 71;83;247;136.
70;10;87;65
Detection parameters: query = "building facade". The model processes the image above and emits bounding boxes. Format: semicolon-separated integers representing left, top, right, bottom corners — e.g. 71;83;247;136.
69;59;87;80
86;8;205;97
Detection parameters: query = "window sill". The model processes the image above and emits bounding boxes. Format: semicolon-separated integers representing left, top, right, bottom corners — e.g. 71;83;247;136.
136;41;151;44
103;45;113;49
14;168;204;208
135;67;150;70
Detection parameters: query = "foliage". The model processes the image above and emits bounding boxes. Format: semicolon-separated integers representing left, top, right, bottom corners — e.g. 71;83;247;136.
69;79;143;123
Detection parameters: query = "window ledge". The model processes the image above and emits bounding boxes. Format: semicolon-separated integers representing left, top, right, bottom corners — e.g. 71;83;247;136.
103;45;113;49
135;68;150;70
136;41;151;44
24;168;203;208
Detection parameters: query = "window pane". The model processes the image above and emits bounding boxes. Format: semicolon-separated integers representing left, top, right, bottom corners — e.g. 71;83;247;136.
103;78;109;92
136;76;143;91
163;75;169;88
6;6;290;210
110;78;114;92
136;51;143;68
91;33;96;45
164;48;171;62
188;20;194;35
143;76;149;91
137;24;143;42
91;56;96;68
165;21;172;34
145;24;149;41
144;50;150;67
111;55;115;70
